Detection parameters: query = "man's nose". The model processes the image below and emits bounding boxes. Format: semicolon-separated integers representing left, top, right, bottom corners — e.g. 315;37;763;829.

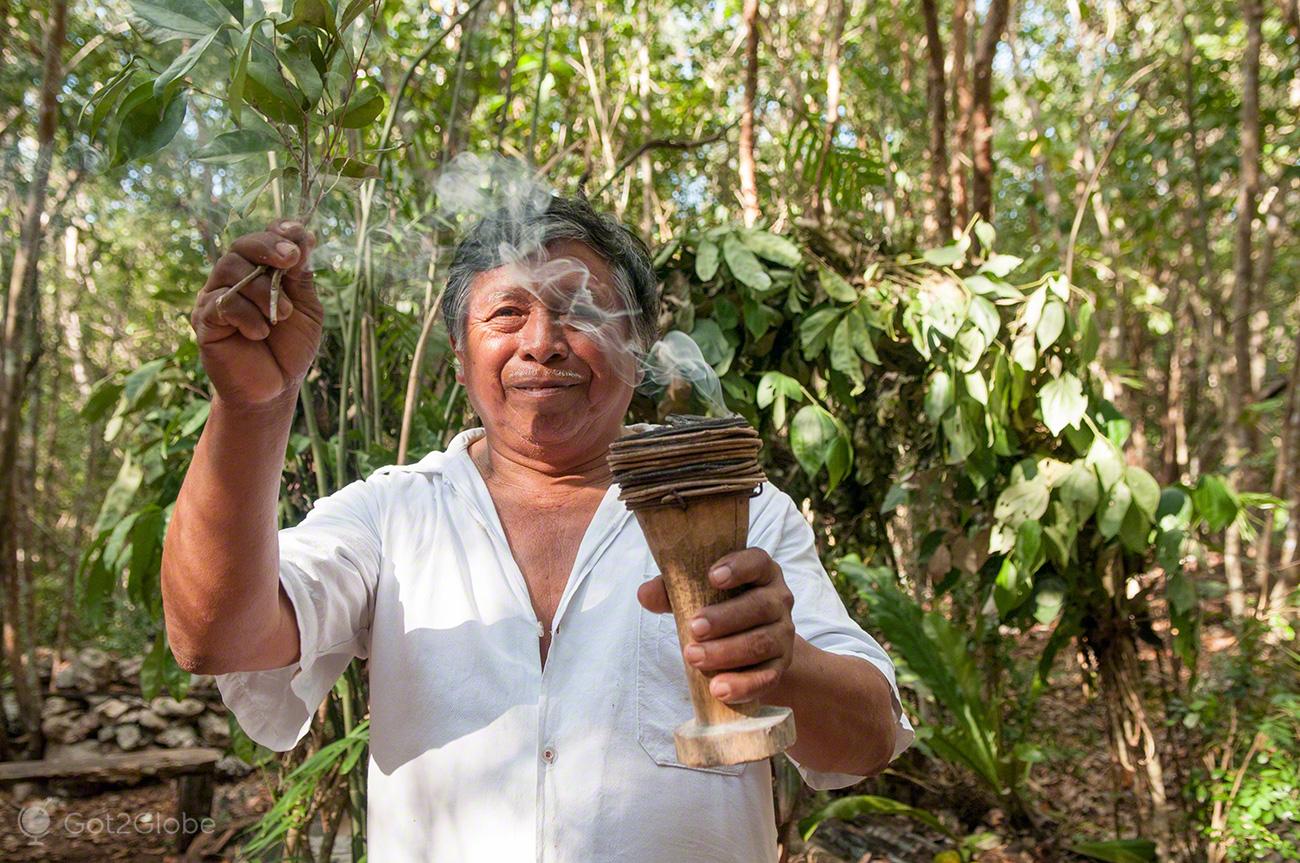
518;307;569;363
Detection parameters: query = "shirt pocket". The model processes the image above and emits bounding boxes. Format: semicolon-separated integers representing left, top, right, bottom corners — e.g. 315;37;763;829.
635;569;745;777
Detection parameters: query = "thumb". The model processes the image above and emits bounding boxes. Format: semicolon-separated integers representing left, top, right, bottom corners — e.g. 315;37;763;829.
637;575;673;614
267;220;316;284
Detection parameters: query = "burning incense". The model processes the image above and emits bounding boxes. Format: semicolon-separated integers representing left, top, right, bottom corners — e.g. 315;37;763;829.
609;415;796;767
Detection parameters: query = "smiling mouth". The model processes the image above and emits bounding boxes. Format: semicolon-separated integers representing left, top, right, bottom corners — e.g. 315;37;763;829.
510;380;582;391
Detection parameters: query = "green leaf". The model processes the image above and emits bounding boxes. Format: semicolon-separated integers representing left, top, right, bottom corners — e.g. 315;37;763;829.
830;318;864;386
974;220;996;250
82;377;124;422
819;267;857;302
994;557;1032;617
1039;372;1087;436
923;243;965;267
942;410;976;464
246;58;306;122
964;370;988;405
955;325;987;373
279;0;337;35
85;67;139;142
881;482;910;515
742;299;781;339
153;29;220;96
1086;436;1124;490
1097;480;1132;540
113;84;187;166
1192;475;1238;531
847;305;879;363
228;21;256;124
799;307;841;359
196;128;279;163
925;370;953;421
968;295;1000;342
1119;502;1151;552
826;427;853;490
332;80;385;127
695;239;720;281
1077;301;1100;361
979;253;1022;277
281;36;325;106
129;506;165;615
756;371;801;408
128;0;230;42
995;477;1050;527
688;318;734;374
722;233;771;291
1124;466;1161;521
1036;299;1066;351
800;795;954;843
1047;273;1071;301
140;629;190;701
1034;577;1067;625
323;155;379;178
1015;519;1044;574
739;229;801;267
1011;333;1036;371
1068;839;1157;863
338;0;374;30
790;405;839;478
1058;461;1101;522
925;279;967;339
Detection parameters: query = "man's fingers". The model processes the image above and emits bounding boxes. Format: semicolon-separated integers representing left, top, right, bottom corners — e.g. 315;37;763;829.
267;220;316;278
196;288;269;342
230;231;302;271
637;575;672;614
682;620;791;672
689;586;788;641
708;547;780;590
708;657;785;704
203;252;258;294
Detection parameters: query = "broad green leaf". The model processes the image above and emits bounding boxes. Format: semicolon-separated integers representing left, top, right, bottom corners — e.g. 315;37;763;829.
923;243;964;267
974;220;996;250
1124;466;1161;520
1068;839;1157;863
756;371;801;408
819;267;857;302
1039;372;1087;436
82;377;124;422
847;306;879;363
942;410;976;464
742;299;781;339
799;307;840;359
1011;332;1036;371
113;85;187;166
1015;519;1044;574
338;0;374;30
333;80;385;127
153;29;220;95
925;370;953;421
695;239;720;281
722;233;771;291
830;318;864;386
790;405;838;477
688;318;733;374
196;128;279;163
995;477;1050;527
1057;461;1101;522
1036;299;1066;351
880;482;910;515
964;370;988;405
279;0;337;35
1086;436;1124;490
1047;273;1071;301
1097;480;1132;539
800;795;953;842
994;557;1032;617
955;325;986;373
281;37;325;106
925;279;967;339
968;294;1000;342
228;21;256;124
129;506;164;614
86;67;140;141
979;253;1022;277
739;229;801;267
1034;577;1067;625
1119;502;1151;553
1077;300;1100;361
826;426;853;490
323;155;379;178
128;0;230;42
1023;285;1048;331
246;58;306;123
1192;475;1238;531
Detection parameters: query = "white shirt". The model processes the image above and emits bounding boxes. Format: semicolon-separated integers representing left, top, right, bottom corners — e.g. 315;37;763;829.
215;427;913;862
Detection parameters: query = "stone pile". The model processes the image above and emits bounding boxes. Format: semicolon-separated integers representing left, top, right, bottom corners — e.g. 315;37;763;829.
14;647;252;779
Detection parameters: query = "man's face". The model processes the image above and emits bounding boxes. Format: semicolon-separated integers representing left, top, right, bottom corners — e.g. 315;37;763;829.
453;239;639;467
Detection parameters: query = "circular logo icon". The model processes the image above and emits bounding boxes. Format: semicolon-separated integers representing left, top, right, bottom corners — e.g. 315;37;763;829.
17;804;52;841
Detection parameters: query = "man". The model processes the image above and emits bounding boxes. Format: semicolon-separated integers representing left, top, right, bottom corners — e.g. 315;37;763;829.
161;195;913;862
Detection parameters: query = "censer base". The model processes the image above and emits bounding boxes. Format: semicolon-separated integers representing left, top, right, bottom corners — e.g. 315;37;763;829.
674;704;796;768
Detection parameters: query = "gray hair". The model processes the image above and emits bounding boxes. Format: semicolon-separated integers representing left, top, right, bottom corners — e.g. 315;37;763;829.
440;195;660;350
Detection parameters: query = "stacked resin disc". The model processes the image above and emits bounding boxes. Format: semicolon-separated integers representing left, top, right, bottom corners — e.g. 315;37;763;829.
607;415;767;511
607;415;795;767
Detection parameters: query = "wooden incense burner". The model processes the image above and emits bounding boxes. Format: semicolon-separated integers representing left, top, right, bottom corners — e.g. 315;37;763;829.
609;416;796;768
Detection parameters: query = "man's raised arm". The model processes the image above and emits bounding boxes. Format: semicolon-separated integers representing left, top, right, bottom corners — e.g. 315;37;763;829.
161;221;321;675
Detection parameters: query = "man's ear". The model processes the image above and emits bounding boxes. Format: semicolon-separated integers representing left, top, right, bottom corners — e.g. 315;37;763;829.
450;336;466;386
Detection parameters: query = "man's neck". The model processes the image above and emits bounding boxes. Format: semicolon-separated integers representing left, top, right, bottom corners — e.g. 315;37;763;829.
470;434;615;502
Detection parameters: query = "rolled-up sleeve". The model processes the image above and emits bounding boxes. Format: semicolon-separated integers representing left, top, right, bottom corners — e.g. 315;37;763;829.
214;477;382;752
752;487;915;790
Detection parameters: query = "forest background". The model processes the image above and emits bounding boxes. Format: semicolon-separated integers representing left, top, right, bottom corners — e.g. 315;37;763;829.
1;0;1297;861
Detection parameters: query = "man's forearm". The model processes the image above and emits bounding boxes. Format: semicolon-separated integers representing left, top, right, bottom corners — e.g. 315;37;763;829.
161;388;302;674
769;637;898;777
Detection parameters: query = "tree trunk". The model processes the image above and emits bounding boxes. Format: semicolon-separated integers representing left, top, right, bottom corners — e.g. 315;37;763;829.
738;0;761;227
1224;0;1261;619
970;0;1010;223
811;0;847;221
0;0;66;759
949;0;971;226
920;0;952;240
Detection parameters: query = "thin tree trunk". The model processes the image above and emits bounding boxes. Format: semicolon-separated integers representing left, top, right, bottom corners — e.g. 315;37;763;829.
0;0;65;759
1224;0;1261;619
949;0;971;226
970;0;1010;223
738;0;761;227
811;0;847;220
920;0;952;239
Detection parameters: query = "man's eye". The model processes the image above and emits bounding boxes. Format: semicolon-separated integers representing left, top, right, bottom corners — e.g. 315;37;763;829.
492;307;523;318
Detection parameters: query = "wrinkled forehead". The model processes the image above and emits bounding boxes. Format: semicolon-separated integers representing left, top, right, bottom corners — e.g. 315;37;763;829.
467;238;628;311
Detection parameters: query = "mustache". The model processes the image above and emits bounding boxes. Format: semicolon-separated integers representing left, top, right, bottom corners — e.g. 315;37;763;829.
503;368;587;387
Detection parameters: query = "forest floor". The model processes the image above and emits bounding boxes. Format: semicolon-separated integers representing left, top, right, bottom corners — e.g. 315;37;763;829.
2;618;1234;862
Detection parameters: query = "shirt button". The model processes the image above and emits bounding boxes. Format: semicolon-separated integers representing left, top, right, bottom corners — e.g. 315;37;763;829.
542;746;556;764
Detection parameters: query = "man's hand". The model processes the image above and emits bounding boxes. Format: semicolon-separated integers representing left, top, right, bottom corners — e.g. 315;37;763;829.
636;548;796;705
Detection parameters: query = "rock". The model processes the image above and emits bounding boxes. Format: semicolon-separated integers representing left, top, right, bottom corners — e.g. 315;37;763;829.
114;723;147;752
41;695;79;718
190;674;216;692
96;725;116;743
41;710;100;744
151;696;204;718
215;754;253;780
85;694;109;707
197;712;229;746
154;725;200;749
137;709;168;732
52;664;78;691
74;647;113;690
94;697;132;722
46;739;104;760
116;655;144;685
